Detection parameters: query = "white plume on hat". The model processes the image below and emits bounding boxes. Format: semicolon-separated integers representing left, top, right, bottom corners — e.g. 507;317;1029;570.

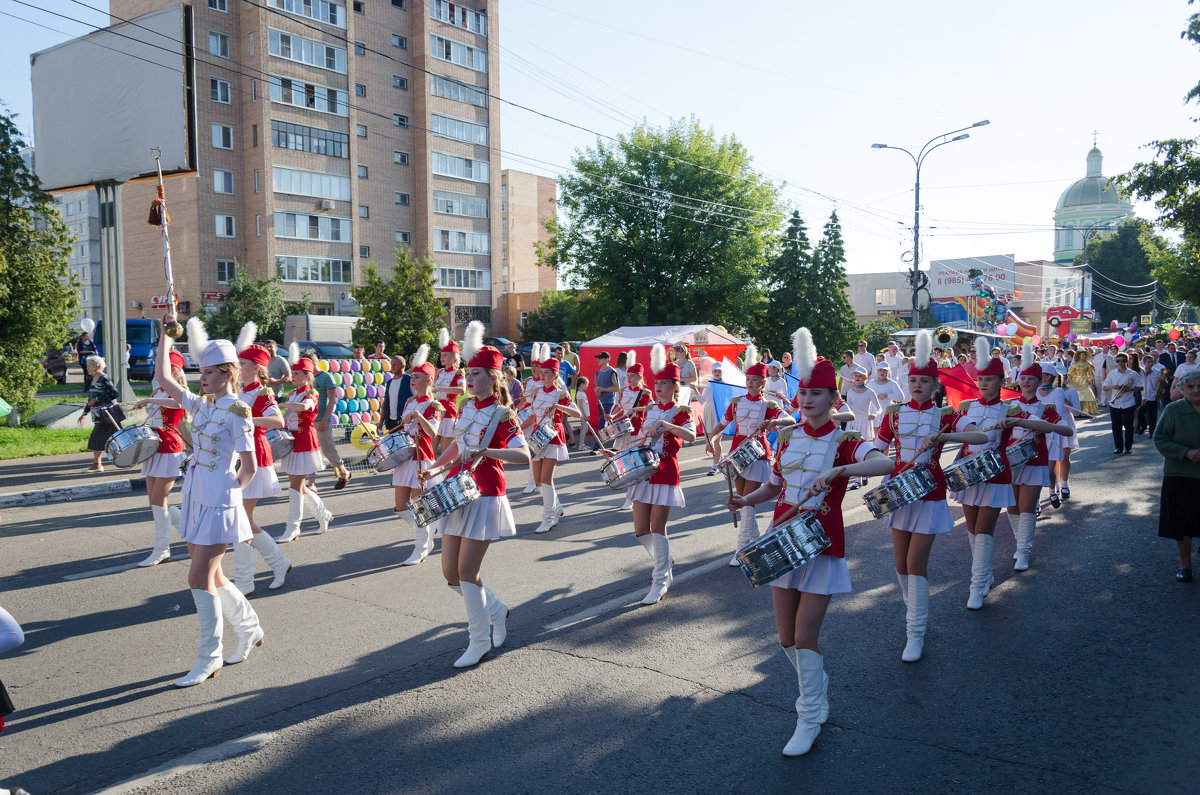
462;320;484;362
793;327;816;384
626;349;636;368
975;336;991;371
744;343;758;368
650;343;667;374
1021;339;1034;372
186;316;209;356
235;321;257;353
915;329;933;369
531;343;543;365
438;327;450;350
411;343;429;369
289;341;300;366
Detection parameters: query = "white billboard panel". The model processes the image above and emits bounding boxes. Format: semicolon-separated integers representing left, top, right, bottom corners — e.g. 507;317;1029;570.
31;4;190;190
928;254;1015;299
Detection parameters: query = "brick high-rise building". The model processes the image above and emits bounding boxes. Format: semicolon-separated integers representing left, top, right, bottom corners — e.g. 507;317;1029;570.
496;168;556;340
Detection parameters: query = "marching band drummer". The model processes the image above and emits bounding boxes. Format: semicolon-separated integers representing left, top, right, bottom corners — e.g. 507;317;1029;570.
872;331;987;662
529;353;582;533
601;344;695;604
517;344;546;495
1005;342;1073;572
609;350;653;510
434;328;466;458
132;347;190;567
953;338;1020;610
154;316;264;687
728;329;893;757
1037;363;1069;509
420;324;529;669
706;345;786;566
231;326;293;595
276;346;333;543
393;345;445;566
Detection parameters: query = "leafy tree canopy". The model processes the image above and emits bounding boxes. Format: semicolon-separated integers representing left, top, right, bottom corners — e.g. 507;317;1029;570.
194;262;309;345
1077;220;1178;325
351;246;445;358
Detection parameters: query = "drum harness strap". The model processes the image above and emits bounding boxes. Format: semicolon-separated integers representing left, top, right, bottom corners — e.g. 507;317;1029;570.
774;428;836;518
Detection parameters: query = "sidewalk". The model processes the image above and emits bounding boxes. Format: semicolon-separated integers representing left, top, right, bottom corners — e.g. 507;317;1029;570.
0;452;146;508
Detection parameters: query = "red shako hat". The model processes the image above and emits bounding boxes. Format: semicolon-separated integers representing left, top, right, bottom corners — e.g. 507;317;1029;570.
540;358;561;373
468;345;504;370
238;344;271;368
978;358;1007;378
909;359;940;378
745;362;769;378
799;357;837;390
291;357;315;373
656;362;681;382
168;350;186;370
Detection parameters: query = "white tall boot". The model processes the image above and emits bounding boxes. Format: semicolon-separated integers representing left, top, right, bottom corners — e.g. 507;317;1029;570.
251;531;292;590
278;489;302;543
535;484;559;534
729;506;760;566
895;570;909;608
483;585;509;648
783;645;828;724
175;589;223;687
303;491;333;534
902;575;929;662
232;540;257;596
137;505;173;567
639;533;673;605
217;583;264;665
454;582;492;668
783;649;826;757
402;513;435;565
1014;513;1035;571
522;466;537;495
966;533;995;610
620;488;633;511
168;504;182;539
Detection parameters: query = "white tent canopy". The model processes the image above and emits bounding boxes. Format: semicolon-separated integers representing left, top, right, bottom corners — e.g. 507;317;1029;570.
580;325;744;349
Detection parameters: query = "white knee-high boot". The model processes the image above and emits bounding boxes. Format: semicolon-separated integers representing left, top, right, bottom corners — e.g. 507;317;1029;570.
401;513;435;565
251;531;292;589
638;533;673;605
482;585;509;648
217;583;264;665
138;505;173;567
303;490;333;534
535;484;559;534
278;489;302;543
783;649;826;756
902;574;929;662
966;533;995;610
1014;513;1035;571
782;645;828;725
232;540;257;595
175;589;223;687
522;465;537;494
729;505;760;566
454;582;492;668
896;570;909;608
168;504;182;540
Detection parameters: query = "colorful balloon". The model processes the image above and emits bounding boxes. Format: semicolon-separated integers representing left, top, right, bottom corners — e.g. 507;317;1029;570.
1169;329;1181;341
1113;335;1126;347
317;359;329;371
995;323;1008;336
1031;335;1041;346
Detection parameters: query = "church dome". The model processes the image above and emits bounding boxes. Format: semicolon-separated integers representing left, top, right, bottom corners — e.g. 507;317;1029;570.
1055;147;1131;211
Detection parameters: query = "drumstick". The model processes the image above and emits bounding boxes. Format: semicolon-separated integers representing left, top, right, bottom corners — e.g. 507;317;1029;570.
896;430;943;475
769;466;846;529
723;468;740;529
585;421;610;453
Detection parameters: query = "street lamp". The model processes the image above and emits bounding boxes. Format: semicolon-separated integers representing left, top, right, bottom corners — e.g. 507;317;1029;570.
872;120;990;329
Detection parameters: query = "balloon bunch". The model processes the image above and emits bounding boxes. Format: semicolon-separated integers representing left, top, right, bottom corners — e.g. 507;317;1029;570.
316;358;394;428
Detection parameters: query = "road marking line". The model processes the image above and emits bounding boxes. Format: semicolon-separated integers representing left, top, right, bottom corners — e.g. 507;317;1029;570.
61;554;187;581
96;731;276;794
543;555;733;632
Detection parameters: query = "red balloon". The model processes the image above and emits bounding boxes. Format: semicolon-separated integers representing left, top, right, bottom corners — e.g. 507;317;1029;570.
1169;329;1181;341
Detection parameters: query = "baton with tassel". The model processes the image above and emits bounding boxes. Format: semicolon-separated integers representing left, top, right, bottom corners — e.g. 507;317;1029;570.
149;149;184;340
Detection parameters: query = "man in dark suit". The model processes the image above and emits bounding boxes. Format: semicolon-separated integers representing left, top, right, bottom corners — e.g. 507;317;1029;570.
1159;342;1187;408
381;355;411;431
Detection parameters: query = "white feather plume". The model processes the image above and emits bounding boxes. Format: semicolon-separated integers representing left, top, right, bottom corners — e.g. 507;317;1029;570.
462;320;485;363
438;327;450;350
744;343;758;368
533;343;545;365
289;341;300;366
975;336;991;371
1021;340;1033;371
650;343;667;374
235;321;257;353
411;343;429;369
793;327;816;383
626;349;636;368
186;317;209;356
915;330;932;369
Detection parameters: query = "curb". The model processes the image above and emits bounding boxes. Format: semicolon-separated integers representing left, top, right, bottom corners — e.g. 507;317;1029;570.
0;477;147;509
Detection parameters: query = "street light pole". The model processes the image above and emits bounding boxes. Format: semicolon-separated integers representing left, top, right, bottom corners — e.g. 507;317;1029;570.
873;120;990;329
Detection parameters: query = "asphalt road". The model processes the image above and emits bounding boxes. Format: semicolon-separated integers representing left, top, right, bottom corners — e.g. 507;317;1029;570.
1;419;1198;794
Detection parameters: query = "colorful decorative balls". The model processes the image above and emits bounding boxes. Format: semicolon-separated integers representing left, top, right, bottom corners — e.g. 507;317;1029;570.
317;359;329;371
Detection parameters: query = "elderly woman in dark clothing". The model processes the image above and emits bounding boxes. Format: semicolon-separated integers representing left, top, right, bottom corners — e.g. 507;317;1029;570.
1153;368;1200;582
77;355;121;472
76;331;98;391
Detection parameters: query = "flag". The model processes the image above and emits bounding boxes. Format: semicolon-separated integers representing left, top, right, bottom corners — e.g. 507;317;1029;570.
937;364;1019;409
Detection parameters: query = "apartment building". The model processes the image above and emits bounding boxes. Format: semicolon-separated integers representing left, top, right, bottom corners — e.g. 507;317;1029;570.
495;168;556;340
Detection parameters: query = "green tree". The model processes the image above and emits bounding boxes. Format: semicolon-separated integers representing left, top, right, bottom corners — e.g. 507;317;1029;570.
555;117;784;332
0;110;78;415
520;289;611;343
351;246;444;357
1077;220;1177;325
195;261;298;344
860;316;909;354
751;210;811;356
803;211;861;357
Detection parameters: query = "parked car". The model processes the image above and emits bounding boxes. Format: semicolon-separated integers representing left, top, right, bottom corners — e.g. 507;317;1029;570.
295;341;356;360
484;336;515;349
517;341;560;364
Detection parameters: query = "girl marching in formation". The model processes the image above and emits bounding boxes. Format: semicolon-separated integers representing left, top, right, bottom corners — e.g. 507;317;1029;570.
232;324;292;595
528;352;581;534
421;323;529;668
872;331;987;661
1037;363;1069;508
608;350;652;510
517;343;546;496
277;345;333;543
706;345;787;565
393;344;445;566
132;347;189;567
156;317;264;687
434;328;465;457
1054;364;1083;501
729;329;893;756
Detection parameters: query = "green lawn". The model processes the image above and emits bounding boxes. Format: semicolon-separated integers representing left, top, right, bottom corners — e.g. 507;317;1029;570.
0;426;92;459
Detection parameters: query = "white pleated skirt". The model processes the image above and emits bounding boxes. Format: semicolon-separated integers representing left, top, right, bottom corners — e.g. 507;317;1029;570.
533;442;569;462
1058;427;1078;450
952;482;1016;509
282;449;323;476
737;458;771;484
438;495;516;541
1011;464;1050;487
629;481;685;507
770;554;851;595
141;450;186;479
392;458;441;489
438;417;456;437
882;498;954;534
178;495;251;545
242;464;281;500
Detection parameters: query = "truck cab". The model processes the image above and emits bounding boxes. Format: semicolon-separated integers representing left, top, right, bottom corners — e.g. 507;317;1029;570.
95;318;161;380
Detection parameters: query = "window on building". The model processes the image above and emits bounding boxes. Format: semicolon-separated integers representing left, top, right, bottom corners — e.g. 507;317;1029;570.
394;192;410;206
395;230;411;245
353;0;363;12
501;232;506;244
274;211;350;241
359;245;369;258
357;164;368;178
355;83;365;96
249;31;255;55
874;288;897;306
392;0;404;7
63;202;73;217
268;31;348;73
437;267;490;290
434;228;489;254
251;124;258;147
268;74;348;115
216;214;236;238
211;78;231;103
431;113;487;145
500;185;507;196
214;169;235;194
391;34;407;49
429;74;488;108
429;34;486;72
519;311;528;328
272;166;352;200
392;75;408;90
393;150;409;165
212;123;234;149
501;202;506;212
356;124;367;137
430;0;486;35
393;113;408;128
209;32;230;58
271;120;349;158
354;41;365;55
358;205;369;218
433;189;488;218
276;255;352;283
209;0;228;10
251;79;257;101
268;0;344;28
432;151;488;182
217;259;237;283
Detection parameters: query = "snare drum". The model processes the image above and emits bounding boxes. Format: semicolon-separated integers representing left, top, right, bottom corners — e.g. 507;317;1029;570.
943;449;1004;492
597;417;634;442
601;446;661;490
736;511;831;587
105;424;160;468
1006;438;1038;468
367;430;415;471
863;465;937;518
716;437;766;479
517;406;534;425
408;473;480;528
527;422;558;458
265;428;295;460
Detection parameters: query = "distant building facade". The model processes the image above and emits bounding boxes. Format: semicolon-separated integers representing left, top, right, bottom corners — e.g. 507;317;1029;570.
496;168;556;340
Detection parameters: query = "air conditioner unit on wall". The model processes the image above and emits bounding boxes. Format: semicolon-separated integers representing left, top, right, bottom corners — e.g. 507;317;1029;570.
319;199;335;211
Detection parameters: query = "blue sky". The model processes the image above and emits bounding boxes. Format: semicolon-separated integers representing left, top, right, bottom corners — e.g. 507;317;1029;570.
3;0;1197;274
